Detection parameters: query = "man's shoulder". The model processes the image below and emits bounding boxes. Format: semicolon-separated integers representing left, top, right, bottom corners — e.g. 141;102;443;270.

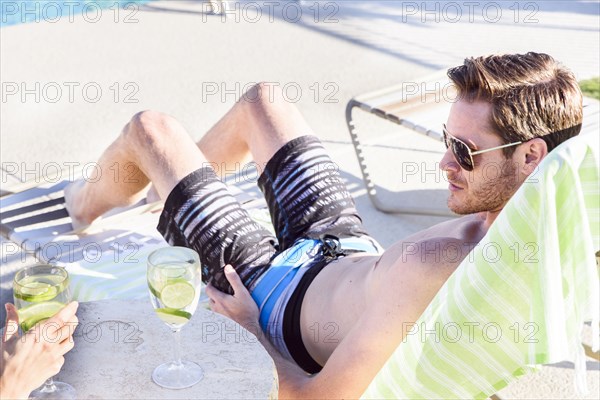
389;213;485;271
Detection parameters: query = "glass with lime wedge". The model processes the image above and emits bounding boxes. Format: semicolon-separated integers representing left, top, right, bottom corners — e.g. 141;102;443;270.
147;246;203;389
13;264;75;399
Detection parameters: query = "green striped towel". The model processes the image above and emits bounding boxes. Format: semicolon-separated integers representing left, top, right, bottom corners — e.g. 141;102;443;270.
52;211;168;302
362;132;599;399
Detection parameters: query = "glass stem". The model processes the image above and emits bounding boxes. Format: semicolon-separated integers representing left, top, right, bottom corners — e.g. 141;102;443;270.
173;329;183;367
41;377;57;392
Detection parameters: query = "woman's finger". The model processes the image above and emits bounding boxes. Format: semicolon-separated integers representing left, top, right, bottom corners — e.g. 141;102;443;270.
52;318;78;345
3;303;20;342
58;335;76;355
43;301;79;335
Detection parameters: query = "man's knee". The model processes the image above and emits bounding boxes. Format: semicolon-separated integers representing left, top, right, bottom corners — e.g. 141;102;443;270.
241;82;287;113
125;110;183;146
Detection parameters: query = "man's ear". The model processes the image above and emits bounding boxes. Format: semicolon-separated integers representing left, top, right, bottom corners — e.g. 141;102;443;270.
521;137;548;175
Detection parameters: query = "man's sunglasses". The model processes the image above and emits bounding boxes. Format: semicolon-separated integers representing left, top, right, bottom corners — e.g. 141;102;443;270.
442;124;522;171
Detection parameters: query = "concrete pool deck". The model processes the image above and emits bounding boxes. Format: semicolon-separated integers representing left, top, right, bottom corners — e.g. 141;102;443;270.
1;1;599;398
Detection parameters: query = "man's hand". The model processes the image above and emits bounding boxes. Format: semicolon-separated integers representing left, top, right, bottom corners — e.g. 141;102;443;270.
1;302;79;399
205;265;317;399
205;265;259;331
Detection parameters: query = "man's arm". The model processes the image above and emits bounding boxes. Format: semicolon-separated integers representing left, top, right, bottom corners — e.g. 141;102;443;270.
250;325;314;397
206;266;313;397
208;256;452;399
251;305;406;399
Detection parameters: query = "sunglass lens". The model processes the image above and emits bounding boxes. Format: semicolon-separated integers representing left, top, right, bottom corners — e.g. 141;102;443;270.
450;138;474;171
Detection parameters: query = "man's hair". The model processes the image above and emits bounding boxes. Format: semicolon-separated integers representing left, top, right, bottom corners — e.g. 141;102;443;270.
447;52;583;156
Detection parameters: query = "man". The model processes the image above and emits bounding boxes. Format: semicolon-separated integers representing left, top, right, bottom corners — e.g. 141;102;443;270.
65;52;583;398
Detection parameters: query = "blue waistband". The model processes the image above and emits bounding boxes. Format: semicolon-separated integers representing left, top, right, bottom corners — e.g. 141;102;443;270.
250;237;383;332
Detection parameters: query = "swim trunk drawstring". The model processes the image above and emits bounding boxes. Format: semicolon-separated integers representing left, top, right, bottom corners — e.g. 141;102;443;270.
320;234;347;260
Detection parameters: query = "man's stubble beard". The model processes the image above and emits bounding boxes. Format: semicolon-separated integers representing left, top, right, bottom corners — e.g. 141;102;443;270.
448;160;520;215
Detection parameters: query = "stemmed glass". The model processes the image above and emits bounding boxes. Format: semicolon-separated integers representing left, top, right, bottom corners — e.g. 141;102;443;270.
13;264;76;399
147;246;203;389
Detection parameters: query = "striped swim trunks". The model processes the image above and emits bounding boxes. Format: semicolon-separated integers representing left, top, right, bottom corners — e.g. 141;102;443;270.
156;135;382;370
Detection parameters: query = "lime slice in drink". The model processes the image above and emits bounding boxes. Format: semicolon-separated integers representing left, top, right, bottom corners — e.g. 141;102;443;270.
148;281;162;299
155;308;192;325
17;301;64;332
160;281;195;309
15;282;59;303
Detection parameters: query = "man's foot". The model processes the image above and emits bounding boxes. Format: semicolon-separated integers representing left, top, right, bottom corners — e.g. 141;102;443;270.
63;179;95;231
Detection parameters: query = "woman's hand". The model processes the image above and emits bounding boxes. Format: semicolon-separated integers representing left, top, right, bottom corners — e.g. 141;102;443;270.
0;301;79;399
205;265;260;331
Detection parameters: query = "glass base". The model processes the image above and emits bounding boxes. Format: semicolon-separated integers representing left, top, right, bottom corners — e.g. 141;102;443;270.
30;381;76;399
152;360;203;389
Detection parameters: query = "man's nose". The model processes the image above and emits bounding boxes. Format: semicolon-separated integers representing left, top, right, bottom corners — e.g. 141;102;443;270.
439;148;460;173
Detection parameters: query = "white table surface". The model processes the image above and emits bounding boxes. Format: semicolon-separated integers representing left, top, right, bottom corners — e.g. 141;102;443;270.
55;299;278;399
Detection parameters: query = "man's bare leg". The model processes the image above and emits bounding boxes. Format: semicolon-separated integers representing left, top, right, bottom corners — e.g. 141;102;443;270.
66;83;314;226
144;82;314;200
64;111;207;227
196;82;315;176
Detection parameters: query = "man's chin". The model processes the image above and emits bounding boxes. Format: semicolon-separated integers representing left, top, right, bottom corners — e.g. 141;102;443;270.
448;204;471;215
447;196;478;215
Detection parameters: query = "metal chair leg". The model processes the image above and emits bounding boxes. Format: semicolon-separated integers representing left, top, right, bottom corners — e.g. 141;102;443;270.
345;100;455;217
